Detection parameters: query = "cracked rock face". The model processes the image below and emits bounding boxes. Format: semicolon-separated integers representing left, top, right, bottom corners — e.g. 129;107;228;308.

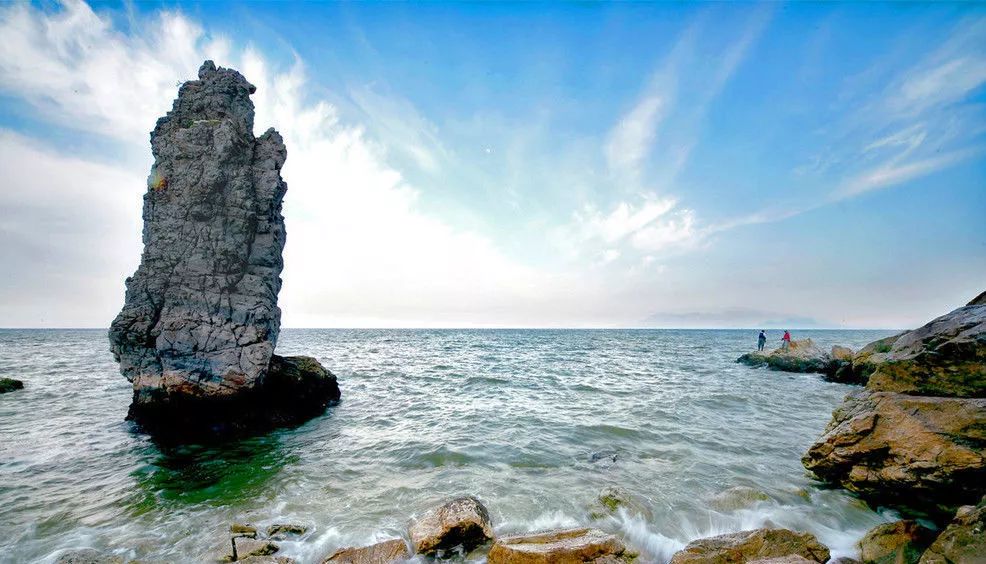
110;60;285;404
109;61;338;441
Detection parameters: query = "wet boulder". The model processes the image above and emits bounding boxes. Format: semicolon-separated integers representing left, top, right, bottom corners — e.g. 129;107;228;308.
487;528;631;564
668;528;830;564
55;550;124;564
266;523;308;540
749;557;818;564
322;538;410;564
857;520;935;564
802;390;986;518
918;497;986;564
408;496;494;555
708;486;772;512
588;486;652;520
0;377;24;394
221;538;279;562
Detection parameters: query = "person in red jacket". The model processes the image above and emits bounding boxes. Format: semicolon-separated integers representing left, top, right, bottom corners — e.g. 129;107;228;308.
782;330;792;350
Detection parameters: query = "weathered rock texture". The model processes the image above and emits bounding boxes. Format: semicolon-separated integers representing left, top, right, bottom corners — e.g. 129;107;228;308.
857;520;936;564
408;496;494;555
109;61;338;441
804;297;986;519
918;497;986;564
668;528;830;564
323;539;410;564
487;528;631;564
802;390;986;517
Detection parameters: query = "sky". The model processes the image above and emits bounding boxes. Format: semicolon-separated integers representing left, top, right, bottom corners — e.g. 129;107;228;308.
0;0;984;329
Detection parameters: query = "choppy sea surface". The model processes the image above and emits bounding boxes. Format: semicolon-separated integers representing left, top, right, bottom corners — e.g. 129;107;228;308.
0;329;904;563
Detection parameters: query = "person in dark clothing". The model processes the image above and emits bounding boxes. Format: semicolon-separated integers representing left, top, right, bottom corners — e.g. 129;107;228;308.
757;330;766;351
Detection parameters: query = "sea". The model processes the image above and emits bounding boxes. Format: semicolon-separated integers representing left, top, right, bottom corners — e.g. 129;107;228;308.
0;328;904;563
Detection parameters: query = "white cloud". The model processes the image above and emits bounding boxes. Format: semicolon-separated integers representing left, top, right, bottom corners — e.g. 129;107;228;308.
604;95;666;176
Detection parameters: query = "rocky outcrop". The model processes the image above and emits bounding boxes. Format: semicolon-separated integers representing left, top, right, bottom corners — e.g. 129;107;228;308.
846;334;902;384
857;520;935;564
408;497;494;556
487;528;631;564
802;390;986;517
866;305;985;398
108;61;338;441
918;497;986;564
323;539;410;564
737;339;832;374
804;296;986;519
0;377;23;393
668;528;830;564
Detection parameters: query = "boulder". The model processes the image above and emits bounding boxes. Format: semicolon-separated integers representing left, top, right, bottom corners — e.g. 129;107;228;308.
668;528;830;564
222;538;279;562
918;497;986;564
749;558;817;564
266;523;308;540
0;377;24;394
55;550;124;564
588;486;652;520
849;334;902;383
487;528;630;564
802;390;986;517
857;520;936;564
322;539;410;564
866;304;986;398
108;60;339;442
408;496;494;555
231;523;258;538
737;340;832;374
832;346;855;361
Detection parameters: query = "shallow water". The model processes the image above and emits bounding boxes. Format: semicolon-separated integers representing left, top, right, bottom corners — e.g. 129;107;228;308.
0;328;901;563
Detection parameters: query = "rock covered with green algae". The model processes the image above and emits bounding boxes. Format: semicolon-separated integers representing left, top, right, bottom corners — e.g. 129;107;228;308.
0;377;24;393
856;520;936;564
918;497;986;564
108;60;338;442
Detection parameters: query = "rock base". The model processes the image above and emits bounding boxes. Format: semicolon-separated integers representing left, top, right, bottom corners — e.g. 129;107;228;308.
127;355;339;443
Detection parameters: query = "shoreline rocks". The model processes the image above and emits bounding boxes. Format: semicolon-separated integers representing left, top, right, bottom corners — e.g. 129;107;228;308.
323;539;410;564
737;339;833;375
803;293;986;520
918;496;986;563
487;528;631;564
669;528;830;564
108;60;338;442
408;496;494;556
857;520;935;564
0;377;24;393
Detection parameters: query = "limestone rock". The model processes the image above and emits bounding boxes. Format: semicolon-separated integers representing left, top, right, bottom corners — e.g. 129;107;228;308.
55;550;124;564
918;497;986;564
408;496;494;555
737;340;832;374
109;61;338;441
668;528;830;564
589;486;652;520
266;523;308;540
857;520;936;564
323;539;410;564
487;528;630;564
802;390;986;517
0;377;24;393
866;304;986;398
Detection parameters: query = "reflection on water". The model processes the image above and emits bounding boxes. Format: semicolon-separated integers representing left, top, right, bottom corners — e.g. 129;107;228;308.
0;328;901;563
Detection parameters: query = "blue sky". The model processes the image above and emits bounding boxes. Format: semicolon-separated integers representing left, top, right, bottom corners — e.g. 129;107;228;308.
0;0;983;328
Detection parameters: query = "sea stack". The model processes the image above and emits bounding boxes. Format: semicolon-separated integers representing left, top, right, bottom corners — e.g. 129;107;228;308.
109;61;339;441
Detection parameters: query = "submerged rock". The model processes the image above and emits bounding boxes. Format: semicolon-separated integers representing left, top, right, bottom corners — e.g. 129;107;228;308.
588;486;652;520
487;528;631;564
737;339;832;374
708;486;772;512
668;528;830;564
266;523;308;540
857;520;935;564
322;539;410;564
55;550;124;564
918;497;986;564
223;538;279;562
109;60;338;441
802;390;986;517
0;377;24;393
231;523;258;538
866;304;986;398
409;496;494;555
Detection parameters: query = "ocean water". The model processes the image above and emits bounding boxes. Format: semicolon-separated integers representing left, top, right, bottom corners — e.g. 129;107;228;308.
0;328;903;564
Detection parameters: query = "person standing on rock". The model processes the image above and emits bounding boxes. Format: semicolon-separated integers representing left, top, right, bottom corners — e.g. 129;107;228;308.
781;330;791;350
758;330;767;351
